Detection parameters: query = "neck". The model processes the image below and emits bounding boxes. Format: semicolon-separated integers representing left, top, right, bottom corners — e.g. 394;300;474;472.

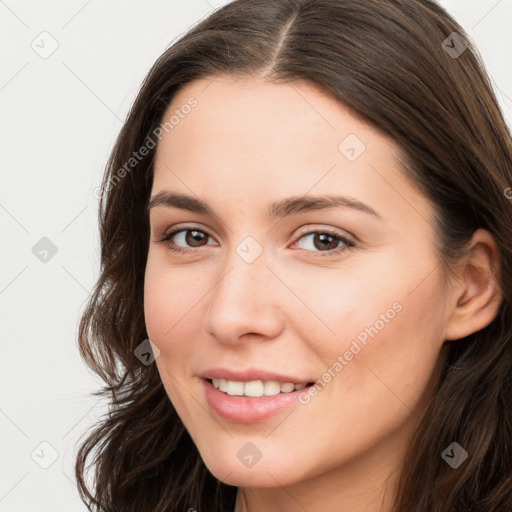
232;416;415;512
234;472;399;512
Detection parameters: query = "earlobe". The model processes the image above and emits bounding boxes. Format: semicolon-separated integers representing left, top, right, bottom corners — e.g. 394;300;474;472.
444;229;502;341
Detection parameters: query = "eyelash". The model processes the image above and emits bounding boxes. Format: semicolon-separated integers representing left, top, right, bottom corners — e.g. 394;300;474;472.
157;226;355;257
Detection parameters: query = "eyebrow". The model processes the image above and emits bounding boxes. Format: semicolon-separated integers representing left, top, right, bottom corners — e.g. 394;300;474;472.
146;191;382;219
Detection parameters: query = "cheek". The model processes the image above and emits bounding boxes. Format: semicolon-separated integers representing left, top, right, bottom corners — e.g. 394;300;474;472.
305;248;446;400
319;266;446;425
143;252;204;345
292;272;446;473
141;245;447;485
143;257;205;413
287;255;406;359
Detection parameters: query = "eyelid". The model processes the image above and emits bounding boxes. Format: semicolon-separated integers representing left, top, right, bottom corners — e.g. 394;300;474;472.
156;222;218;242
293;224;355;244
157;222;356;258
156;224;354;244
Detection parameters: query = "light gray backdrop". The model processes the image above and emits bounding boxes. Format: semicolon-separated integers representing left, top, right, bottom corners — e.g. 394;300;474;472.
0;1;510;510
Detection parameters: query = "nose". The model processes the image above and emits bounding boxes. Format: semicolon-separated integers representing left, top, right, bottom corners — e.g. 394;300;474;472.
203;246;285;345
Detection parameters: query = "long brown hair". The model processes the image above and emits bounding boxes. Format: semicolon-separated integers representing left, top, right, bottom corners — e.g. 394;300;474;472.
75;1;512;510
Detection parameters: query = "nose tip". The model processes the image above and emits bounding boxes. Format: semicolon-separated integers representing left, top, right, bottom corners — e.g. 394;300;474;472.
202;259;285;345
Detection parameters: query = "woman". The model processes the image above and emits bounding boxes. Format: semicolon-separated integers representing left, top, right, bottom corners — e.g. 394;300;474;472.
75;1;512;510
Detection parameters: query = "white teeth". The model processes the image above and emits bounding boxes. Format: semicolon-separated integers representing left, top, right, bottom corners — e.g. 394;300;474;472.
280;382;295;393
264;381;281;396
226;380;244;396
244;380;264;397
210;378;308;397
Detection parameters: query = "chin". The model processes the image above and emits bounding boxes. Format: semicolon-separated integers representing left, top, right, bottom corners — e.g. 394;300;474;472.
198;448;305;488
210;466;291;488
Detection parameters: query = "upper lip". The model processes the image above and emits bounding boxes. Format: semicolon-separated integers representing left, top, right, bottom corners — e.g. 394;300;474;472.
199;368;314;385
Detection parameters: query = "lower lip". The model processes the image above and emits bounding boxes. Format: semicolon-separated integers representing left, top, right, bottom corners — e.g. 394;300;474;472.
202;379;310;423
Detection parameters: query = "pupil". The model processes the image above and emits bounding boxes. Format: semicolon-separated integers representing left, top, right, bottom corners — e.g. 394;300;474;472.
316;233;336;250
187;230;206;247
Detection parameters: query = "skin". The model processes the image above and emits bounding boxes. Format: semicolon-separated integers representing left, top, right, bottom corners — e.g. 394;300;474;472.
143;75;502;512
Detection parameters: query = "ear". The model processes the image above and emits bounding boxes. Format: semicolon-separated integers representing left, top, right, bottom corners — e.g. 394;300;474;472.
444;229;502;341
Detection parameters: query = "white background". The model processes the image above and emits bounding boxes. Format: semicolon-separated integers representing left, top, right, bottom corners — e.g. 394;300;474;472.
0;1;511;510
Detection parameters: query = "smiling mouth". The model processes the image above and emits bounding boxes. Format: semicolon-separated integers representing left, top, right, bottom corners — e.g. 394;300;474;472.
207;378;315;398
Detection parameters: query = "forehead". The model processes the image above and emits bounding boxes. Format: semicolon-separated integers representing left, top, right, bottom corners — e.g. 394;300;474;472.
151;75;434;230
159;75;378;151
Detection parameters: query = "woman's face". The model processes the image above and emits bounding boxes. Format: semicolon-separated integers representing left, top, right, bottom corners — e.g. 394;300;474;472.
144;75;451;493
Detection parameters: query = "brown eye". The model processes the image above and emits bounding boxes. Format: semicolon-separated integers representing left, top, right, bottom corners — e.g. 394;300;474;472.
183;230;208;247
294;229;355;257
159;227;217;254
312;233;339;251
